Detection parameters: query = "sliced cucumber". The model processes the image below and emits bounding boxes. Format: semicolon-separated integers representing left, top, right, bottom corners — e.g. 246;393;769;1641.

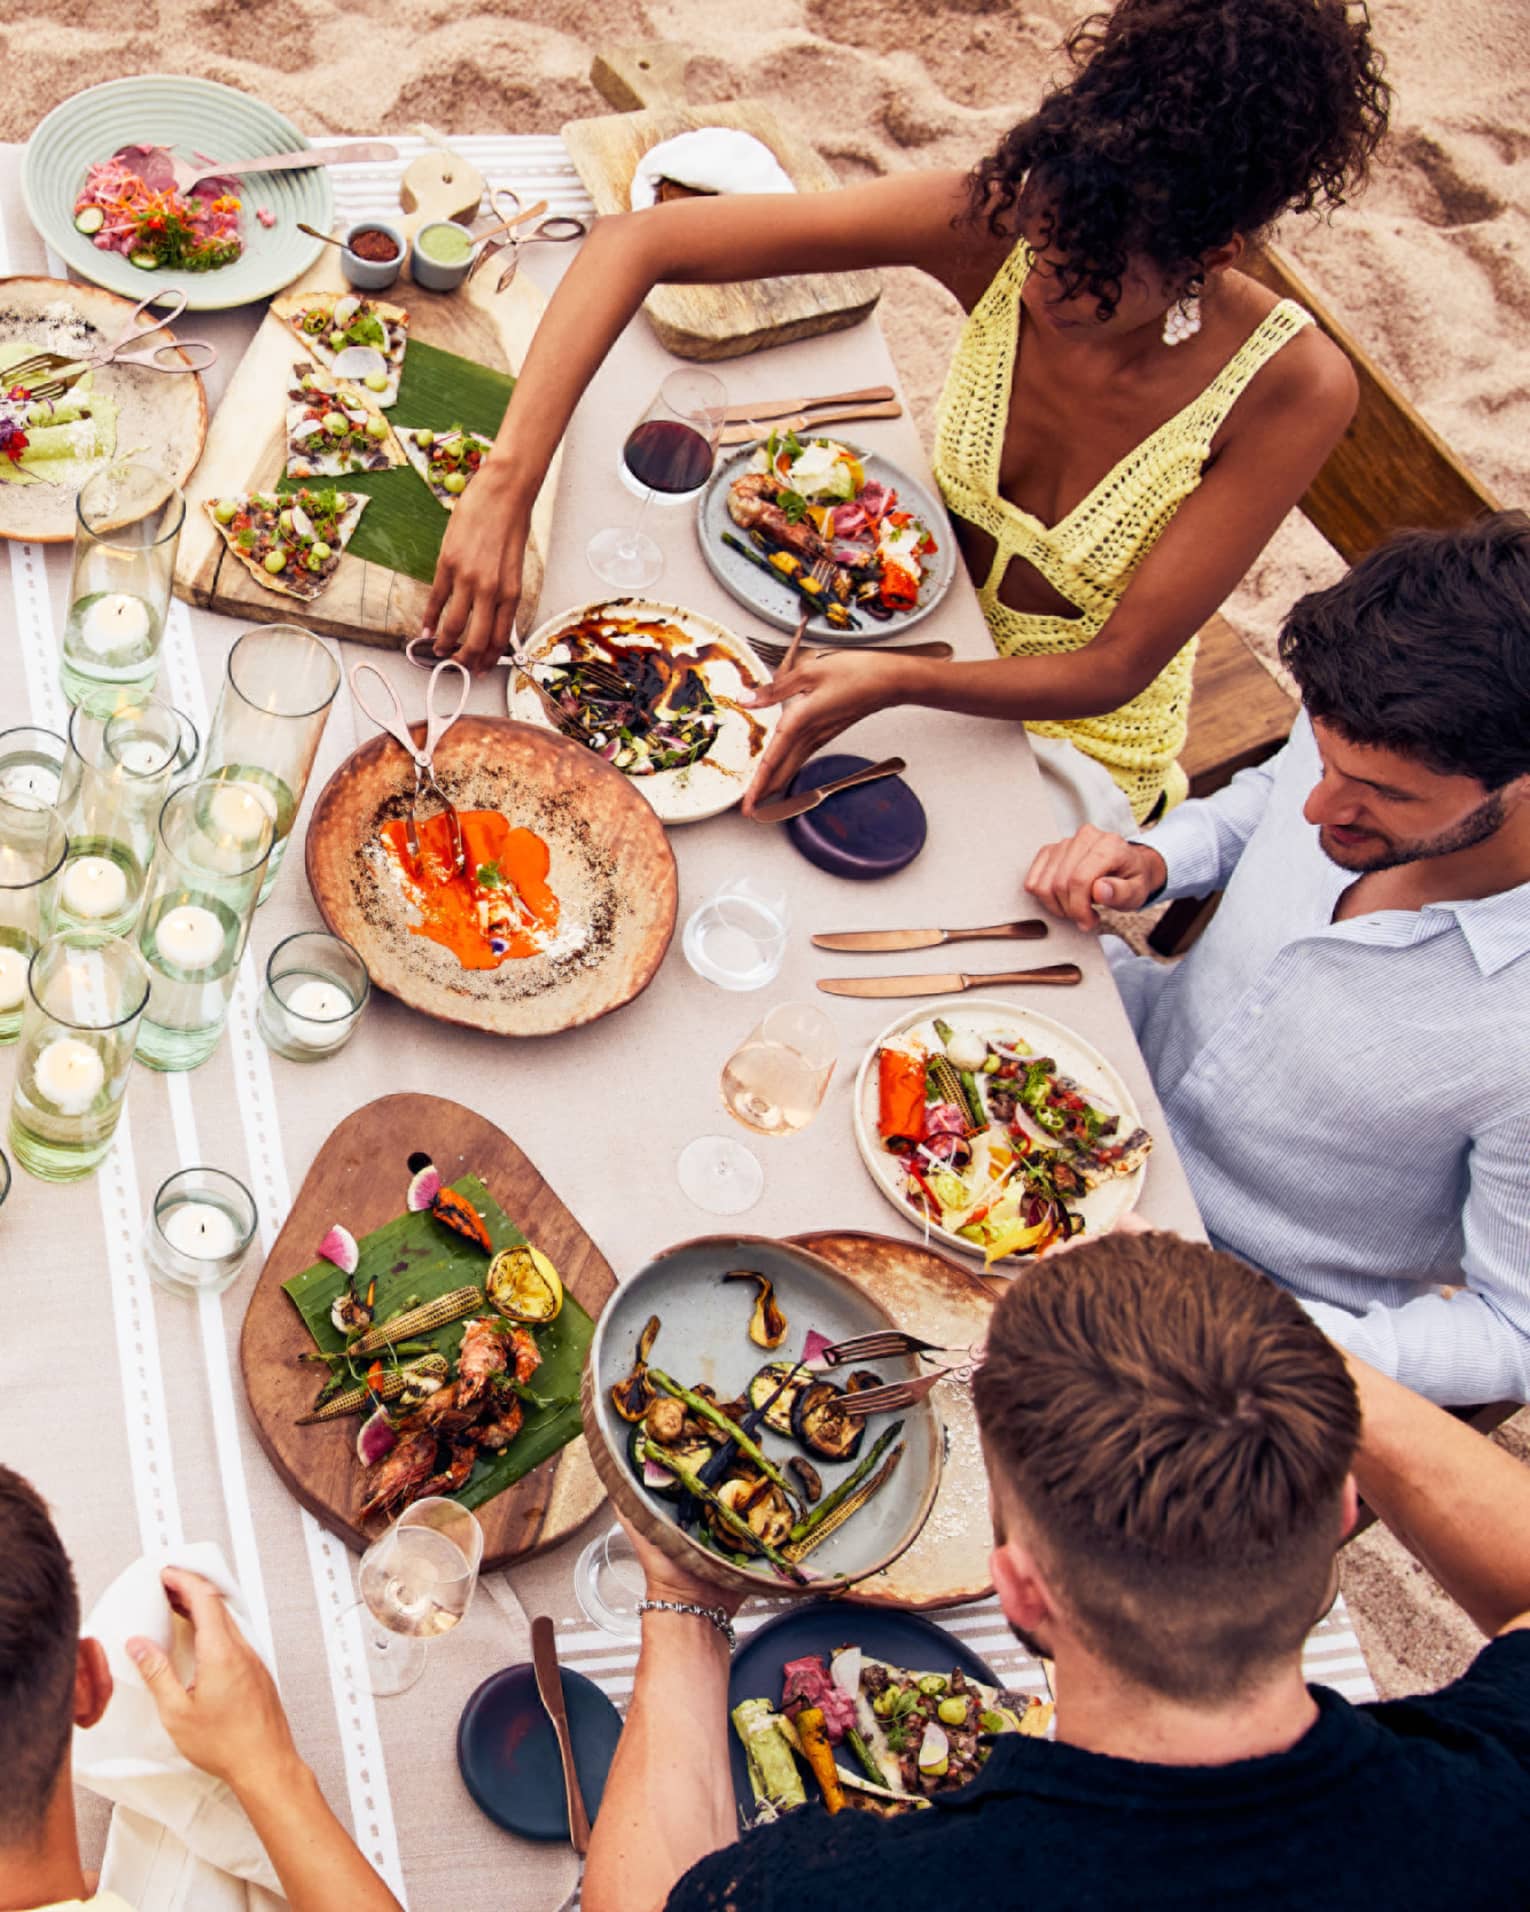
74;206;105;236
128;248;160;270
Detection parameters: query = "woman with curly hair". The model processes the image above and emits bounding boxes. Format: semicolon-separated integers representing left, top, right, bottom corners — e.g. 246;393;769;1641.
425;0;1389;826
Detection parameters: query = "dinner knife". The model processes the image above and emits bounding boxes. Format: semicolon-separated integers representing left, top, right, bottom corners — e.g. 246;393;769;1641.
817;964;1082;998
812;919;1049;953
751;755;906;824
722;385;896;424
531;1613;592;1853
718;400;903;447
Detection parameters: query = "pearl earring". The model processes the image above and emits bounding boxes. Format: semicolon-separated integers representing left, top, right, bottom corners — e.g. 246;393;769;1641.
1162;285;1203;347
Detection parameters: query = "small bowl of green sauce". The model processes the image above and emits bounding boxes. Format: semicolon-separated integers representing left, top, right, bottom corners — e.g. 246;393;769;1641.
411;220;475;292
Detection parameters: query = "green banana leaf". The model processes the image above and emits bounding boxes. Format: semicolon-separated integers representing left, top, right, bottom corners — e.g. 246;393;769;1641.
278;340;514;584
282;1173;591;1512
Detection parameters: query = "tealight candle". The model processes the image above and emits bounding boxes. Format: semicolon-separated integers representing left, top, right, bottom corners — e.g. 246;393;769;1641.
60;855;129;921
155;903;223;971
33;1035;105;1115
256;931;370;1063
78;593;152;657
209;781;277;838
282;978;353;1051
160;1199;239;1259
0;946;27;1012
0;762;59;806
115;737;175;778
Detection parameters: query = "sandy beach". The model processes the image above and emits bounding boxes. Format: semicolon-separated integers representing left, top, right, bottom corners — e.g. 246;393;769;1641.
4;0;1526;1697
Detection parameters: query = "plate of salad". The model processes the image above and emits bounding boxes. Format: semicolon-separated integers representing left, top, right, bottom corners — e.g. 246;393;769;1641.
23;76;329;310
698;433;956;642
853;1000;1153;1269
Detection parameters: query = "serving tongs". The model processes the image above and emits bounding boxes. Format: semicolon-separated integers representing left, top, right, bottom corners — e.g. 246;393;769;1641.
348;657;470;874
4;291;216;402
467;186;587;292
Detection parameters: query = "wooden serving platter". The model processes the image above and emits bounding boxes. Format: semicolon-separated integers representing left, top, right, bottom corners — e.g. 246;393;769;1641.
561;98;880;360
173;234;558;647
790;1230;998;1610
240;1093;615;1569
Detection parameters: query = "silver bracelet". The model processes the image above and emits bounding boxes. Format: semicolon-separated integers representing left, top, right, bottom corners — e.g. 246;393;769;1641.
637;1597;736;1650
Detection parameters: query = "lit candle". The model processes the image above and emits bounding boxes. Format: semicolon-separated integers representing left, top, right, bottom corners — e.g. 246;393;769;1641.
159;1199;239;1259
115;738;174;778
77;593;152;657
155;903;224;970
0;762;59;806
60;855;129;920
0;946;27;1012
33;1035;105;1114
209;782;277;838
282;978;354;1051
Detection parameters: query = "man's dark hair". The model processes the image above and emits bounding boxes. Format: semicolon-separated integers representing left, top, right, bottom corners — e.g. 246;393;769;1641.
974;1233;1359;1703
964;0;1389;319
1279;511;1530;789
0;1467;81;1841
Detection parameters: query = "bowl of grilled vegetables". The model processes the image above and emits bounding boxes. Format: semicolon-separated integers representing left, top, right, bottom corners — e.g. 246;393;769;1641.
581;1236;944;1598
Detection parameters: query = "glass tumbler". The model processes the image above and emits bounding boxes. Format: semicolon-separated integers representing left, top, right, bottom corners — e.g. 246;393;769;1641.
9;932;150;1182
135;777;275;1072
54;699;185;937
257;930;370;1060
682;876;789;990
0;797;69;1044
144;1166;259;1297
202;625;340;903
0;726;67;810
60;462;185;709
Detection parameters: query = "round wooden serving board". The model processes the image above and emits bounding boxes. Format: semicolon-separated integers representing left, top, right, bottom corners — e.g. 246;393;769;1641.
305;715;678;1036
790;1230;999;1609
240;1094;616;1569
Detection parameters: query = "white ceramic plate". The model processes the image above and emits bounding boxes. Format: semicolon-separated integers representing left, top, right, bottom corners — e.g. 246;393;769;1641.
23;76;328;311
509;597;778;824
697;438;956;644
852;998;1150;1268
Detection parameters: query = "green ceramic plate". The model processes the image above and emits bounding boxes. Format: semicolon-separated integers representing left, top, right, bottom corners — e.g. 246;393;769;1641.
23;75;330;311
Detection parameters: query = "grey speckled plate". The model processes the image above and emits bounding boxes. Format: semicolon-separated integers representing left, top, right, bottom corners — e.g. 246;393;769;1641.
697;438;956;644
23;76;328;311
581;1234;943;1599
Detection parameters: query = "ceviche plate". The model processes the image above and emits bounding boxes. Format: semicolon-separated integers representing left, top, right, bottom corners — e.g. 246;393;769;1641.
853;999;1151;1269
698;438;957;643
23;76;329;310
509;597;778;824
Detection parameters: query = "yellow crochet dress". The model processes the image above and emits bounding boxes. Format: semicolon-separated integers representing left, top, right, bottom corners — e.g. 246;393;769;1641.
933;242;1312;821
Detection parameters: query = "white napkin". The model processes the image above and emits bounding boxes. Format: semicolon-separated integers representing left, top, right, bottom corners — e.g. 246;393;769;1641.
74;1541;286;1911
629;128;796;208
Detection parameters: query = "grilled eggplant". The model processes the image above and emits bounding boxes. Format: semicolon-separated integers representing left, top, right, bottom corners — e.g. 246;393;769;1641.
792;1378;865;1463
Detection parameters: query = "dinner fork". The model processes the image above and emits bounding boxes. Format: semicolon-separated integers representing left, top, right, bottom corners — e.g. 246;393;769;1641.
746;635;954;669
840;1365;972;1418
816;1329;981;1366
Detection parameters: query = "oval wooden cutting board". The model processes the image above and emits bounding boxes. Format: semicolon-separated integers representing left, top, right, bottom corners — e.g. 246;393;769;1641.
240;1093;615;1569
790;1230;998;1610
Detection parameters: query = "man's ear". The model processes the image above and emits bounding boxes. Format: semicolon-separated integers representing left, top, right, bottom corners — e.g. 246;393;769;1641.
991;1534;1054;1639
75;1638;112;1730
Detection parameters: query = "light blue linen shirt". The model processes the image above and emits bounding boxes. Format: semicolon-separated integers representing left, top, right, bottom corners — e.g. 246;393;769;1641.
1110;715;1530;1407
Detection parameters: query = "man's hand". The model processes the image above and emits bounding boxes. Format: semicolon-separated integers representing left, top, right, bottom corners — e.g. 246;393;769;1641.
127;1568;301;1793
743;650;912;813
422;464;528;672
1024;825;1168;933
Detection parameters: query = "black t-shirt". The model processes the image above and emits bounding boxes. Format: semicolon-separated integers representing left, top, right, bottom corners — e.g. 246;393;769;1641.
667;1633;1530;1910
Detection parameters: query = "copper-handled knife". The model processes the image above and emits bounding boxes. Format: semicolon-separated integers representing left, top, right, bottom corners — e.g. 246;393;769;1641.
531;1613;591;1853
751;755;906;824
722;384;895;424
719;401;902;447
812;919;1049;953
818;964;1082;998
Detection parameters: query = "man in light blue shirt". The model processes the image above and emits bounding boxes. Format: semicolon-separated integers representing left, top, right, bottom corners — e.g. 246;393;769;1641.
1024;514;1530;1407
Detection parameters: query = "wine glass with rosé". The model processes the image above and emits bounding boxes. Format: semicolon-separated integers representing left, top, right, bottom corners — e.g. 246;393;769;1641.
343;1495;484;1696
587;368;728;591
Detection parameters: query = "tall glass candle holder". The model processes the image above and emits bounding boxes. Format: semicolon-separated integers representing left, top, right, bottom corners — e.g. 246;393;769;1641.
61;462;185;709
257;930;370;1060
135;777;274;1073
202;625;340;905
0;797;68;1044
144;1166;259;1297
9;933;150;1182
0;726;67;810
54;699;185;938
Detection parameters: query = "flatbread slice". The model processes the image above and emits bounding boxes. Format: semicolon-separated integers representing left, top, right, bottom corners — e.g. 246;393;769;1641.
285;361;403;480
271;291;409;407
203;486;368;602
396;426;494;510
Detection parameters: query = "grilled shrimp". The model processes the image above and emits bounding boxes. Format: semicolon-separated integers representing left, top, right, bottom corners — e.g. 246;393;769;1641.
417;1438;478;1498
509;1326;541;1385
727;472;827;561
477;1394;525;1451
358;1428;439;1520
457;1316;510;1407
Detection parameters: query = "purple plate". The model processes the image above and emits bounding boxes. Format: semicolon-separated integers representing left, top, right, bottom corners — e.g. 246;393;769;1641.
784;752;926;880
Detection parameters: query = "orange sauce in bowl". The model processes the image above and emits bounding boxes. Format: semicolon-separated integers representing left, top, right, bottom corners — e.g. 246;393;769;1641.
380;810;558;969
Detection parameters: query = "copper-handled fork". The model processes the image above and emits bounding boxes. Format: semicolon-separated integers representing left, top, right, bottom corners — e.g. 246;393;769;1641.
819;1328;984;1418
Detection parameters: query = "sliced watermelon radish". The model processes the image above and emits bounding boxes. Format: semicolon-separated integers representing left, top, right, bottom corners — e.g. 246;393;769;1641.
356;1407;396;1466
407;1162;442;1212
318;1223;358;1276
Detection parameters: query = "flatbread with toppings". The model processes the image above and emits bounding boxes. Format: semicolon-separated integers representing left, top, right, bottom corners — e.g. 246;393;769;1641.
285;361;403;479
272;291;409;407
204;486;368;602
396;426;494;510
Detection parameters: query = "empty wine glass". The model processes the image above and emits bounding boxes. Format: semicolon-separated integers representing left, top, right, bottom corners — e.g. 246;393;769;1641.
343;1496;484;1696
587;368;728;591
572;1522;646;1639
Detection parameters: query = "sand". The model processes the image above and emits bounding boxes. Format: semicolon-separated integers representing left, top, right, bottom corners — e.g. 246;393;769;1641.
4;0;1525;1696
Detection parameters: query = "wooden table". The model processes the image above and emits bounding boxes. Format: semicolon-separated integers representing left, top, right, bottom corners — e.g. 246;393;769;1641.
0;135;1336;1912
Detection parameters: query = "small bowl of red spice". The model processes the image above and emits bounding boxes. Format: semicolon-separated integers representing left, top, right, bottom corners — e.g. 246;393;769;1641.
340;219;404;291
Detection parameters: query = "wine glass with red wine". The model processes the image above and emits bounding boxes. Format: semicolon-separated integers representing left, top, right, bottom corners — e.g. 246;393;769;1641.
587;368;728;591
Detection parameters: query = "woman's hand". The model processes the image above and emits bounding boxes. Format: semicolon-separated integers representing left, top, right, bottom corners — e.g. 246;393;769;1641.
620;1509;746;1619
422;466;530;672
743;648;913;812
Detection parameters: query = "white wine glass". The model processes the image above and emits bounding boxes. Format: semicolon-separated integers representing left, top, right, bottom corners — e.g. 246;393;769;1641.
587;368;728;591
343;1495;484;1697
